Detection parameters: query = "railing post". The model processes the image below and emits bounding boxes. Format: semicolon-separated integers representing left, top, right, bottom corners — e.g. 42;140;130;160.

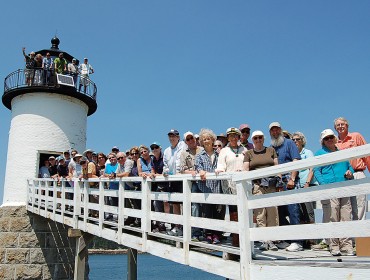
141;178;151;251
73;179;82;228
182;178;192;264
83;180;89;232
98;180;105;232
236;181;252;280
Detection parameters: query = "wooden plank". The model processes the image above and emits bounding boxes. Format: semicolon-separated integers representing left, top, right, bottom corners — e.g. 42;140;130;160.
250;220;370;241
150;212;183;225
248;178;370;209
190;217;239;233
188;250;240;279
249;263;370;280
149;192;184;202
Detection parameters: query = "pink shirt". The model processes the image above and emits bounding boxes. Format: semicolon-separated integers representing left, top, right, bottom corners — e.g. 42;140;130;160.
336;132;370;172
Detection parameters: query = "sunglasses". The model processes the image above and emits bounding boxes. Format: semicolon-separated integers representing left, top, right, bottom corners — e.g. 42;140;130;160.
186;137;194;141
117;157;125;160
98;157;105;160
323;135;335;141
213;145;222;148
131;152;139;156
108;157;116;160
241;130;250;134
253;136;263;140
151;146;159;150
292;138;301;142
141;150;148;154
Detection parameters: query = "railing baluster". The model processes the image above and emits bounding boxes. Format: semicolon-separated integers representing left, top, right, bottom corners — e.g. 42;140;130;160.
182;178;192;265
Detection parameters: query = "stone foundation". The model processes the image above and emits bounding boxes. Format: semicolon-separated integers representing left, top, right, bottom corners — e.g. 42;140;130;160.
0;206;76;279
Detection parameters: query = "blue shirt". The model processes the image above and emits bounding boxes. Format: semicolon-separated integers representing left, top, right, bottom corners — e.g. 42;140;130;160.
105;163;119;189
195;150;221;193
299;148;318;186
313;146;354;185
273;139;301;164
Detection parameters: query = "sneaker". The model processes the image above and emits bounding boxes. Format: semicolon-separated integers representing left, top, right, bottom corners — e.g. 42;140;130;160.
276;241;290;249
331;250;341;256
167;226;183;237
212;234;221;245
206;235;213;244
311;241;328;251
267;241;278;251
191;236;200;242
257;242;268;251
286;242;303;252
341;251;355;256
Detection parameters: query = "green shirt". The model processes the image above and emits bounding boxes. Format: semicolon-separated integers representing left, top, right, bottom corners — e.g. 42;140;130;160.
54;57;67;74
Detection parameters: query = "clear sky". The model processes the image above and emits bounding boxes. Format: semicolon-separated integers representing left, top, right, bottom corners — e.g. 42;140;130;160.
1;0;370;202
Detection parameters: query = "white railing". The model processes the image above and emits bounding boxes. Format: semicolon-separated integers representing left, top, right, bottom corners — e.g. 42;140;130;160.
27;144;370;280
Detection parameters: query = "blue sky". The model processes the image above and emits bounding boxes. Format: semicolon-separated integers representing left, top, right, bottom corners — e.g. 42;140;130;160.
1;0;370;203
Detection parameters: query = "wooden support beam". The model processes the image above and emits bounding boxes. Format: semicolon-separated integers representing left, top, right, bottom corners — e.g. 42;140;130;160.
68;228;94;280
127;248;137;280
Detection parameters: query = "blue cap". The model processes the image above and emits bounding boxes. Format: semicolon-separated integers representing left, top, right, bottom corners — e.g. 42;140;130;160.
168;129;179;136
150;142;161;149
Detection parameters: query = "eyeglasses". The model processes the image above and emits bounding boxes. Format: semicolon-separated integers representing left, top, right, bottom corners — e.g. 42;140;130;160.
117;157;125;160
141;150;148;154
292;138;301;142
131;152;139;156
241;129;250;134
186;137;194;141
213;145;222;148
108;157;116;160
151;146;159;150
253;136;263;140
80;161;86;164
323;135;335;141
98;157;105;160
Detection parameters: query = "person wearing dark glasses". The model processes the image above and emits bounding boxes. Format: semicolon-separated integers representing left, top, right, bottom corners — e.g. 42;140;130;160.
313;129;355;257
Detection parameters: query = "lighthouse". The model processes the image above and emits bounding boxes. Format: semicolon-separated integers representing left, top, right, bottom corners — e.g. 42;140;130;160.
2;36;97;205
0;37;97;278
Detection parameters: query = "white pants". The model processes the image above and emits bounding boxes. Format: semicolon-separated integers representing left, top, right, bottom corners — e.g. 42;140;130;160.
352;171;367;220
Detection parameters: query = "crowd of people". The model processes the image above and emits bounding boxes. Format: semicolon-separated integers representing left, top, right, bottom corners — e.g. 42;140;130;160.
22;47;94;92
38;117;370;257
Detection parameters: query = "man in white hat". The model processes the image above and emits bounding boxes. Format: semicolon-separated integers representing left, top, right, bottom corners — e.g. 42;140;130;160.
78;57;94;93
269;122;302;252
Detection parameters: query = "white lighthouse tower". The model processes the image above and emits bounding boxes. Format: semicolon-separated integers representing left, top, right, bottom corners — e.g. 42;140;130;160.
2;36;97;206
0;37;97;278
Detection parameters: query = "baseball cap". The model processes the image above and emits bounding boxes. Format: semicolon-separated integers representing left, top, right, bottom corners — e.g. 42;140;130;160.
48;156;56;160
150;142;161;149
112;146;119;151
269;122;281;130
251;130;264;139
239;124;250;131
226;127;241;136
183;131;194;139
168;129;179;136
72;58;76;62
194;134;199;139
56;156;65;162
83;149;93;156
320;129;336;144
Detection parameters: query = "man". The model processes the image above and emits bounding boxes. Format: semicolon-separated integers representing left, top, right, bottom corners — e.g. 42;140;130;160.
83;149;94;162
103;153;119;220
48;156;58;179
68;58;79;86
63;151;71;166
78;57;94;93
180;131;203;239
239;124;253;150
54;53;67;74
269;122;302;252
22;47;36;86
112;146;119;154
217;133;228;147
163;129;186;236
42;52;54;85
334;117;370;220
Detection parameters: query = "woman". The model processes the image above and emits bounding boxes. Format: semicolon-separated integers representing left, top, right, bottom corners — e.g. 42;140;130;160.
216;127;246;252
195;128;222;244
137;145;155;179
292;132;318;225
244;130;279;251
313;129;355;256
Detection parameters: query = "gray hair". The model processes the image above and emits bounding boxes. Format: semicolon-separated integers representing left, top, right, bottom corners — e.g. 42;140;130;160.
199;128;216;146
292;131;307;147
334;117;349;128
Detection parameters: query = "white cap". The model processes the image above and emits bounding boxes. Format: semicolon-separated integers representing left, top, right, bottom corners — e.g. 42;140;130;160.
184;131;194;140
226;127;241;136
269;122;281;130
251;130;264;139
320;129;336;144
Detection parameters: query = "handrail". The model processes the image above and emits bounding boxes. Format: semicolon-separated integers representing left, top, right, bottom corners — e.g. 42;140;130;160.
3;68;97;100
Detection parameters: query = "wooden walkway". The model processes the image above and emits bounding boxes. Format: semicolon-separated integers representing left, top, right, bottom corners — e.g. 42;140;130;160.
27;144;370;279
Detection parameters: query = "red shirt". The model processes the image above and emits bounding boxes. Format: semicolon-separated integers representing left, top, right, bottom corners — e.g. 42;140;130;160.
336;132;370;172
